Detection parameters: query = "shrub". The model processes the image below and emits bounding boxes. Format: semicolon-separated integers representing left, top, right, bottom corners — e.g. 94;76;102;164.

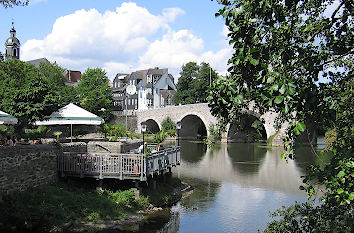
161;117;176;131
25;125;50;140
204;124;221;146
0;125;14;138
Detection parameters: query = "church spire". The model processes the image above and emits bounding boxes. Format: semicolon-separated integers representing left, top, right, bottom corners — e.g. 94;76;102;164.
5;21;21;61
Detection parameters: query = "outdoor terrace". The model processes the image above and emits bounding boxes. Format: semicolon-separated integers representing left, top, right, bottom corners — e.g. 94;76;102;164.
58;146;181;181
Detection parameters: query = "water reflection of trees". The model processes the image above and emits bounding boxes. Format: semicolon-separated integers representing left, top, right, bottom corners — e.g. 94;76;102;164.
176;141;318;194
293;146;331;174
227;143;267;174
180;141;207;163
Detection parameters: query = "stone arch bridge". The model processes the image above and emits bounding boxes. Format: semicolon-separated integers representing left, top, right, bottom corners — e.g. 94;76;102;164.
135;103;306;145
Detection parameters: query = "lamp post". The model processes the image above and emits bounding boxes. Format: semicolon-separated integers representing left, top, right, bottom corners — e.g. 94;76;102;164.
176;121;181;146
141;121;147;153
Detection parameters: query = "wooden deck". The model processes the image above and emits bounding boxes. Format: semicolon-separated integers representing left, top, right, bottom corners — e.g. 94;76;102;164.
58;146;181;181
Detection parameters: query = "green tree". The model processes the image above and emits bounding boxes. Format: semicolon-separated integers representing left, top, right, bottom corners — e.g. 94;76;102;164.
1;0;28;8
175;62;217;104
161;116;176;131
210;0;353;231
38;61;66;91
37;61;77;105
0;59;58;131
77;68;113;122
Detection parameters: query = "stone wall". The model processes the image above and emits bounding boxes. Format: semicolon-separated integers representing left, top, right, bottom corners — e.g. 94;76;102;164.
88;139;142;153
87;141;122;153
111;114;137;132
0;140;142;197
61;142;87;152
0;144;60;196
120;139;141;153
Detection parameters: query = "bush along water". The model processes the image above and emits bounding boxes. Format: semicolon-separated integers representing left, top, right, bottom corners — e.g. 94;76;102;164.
0;182;149;232
0;177;185;232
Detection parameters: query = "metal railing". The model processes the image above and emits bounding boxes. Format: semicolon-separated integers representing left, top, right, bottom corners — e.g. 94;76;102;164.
58;146;180;181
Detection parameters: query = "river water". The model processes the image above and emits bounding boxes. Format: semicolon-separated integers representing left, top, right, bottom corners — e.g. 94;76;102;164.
152;140;325;233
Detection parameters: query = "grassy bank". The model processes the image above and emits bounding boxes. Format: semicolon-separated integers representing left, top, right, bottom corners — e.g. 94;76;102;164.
0;177;183;232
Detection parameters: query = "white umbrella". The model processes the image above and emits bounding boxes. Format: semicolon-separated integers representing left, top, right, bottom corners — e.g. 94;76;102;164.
35;103;104;142
0;110;18;125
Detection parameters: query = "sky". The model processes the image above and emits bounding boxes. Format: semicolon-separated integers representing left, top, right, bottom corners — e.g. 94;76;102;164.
0;0;232;81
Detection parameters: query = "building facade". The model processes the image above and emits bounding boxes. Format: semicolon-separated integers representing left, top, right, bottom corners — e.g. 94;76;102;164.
112;68;176;111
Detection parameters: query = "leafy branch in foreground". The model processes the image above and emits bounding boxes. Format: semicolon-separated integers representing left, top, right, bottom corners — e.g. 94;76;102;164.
211;0;353;231
1;0;29;8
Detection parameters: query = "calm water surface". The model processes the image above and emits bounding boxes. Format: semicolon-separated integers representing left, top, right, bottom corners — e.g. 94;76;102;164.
157;141;321;233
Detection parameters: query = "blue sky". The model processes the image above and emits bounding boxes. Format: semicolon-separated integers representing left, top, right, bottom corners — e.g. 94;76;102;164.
0;0;232;79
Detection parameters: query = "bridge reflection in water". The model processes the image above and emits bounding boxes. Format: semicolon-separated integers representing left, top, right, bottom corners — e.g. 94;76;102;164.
162;141;318;233
175;142;313;195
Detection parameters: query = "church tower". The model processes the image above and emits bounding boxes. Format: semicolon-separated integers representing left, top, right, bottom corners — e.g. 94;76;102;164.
5;22;20;61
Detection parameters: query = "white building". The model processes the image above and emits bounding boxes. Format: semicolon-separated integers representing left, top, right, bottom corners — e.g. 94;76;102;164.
112;68;176;111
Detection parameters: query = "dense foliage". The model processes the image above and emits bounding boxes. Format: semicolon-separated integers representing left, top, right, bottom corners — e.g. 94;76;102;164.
0;60;115;137
0;183;149;232
175;62;217;104
211;0;353;231
99;123;141;141
37;61;77;106
0;0;28;8
153;117;176;143
77;68;114;122
0;59;58;132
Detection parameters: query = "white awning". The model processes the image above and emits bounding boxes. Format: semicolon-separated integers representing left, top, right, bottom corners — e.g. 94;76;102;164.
0;110;18;125
35;103;104;126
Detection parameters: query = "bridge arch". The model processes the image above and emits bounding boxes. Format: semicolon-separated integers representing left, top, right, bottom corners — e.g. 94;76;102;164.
146;119;160;134
178;113;208;140
227;111;267;143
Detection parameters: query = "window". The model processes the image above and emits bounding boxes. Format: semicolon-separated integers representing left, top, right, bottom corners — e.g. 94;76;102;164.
147;75;152;83
147;99;153;106
146;88;152;95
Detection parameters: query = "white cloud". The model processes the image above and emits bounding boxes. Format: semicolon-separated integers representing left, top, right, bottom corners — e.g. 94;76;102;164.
221;25;230;38
200;47;232;76
22;3;184;65
139;29;204;69
21;2;231;80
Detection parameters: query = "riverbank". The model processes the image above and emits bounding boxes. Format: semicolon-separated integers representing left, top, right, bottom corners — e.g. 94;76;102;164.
0;177;191;233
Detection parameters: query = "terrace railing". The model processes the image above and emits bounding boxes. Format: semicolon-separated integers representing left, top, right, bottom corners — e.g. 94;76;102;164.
58;146;180;181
